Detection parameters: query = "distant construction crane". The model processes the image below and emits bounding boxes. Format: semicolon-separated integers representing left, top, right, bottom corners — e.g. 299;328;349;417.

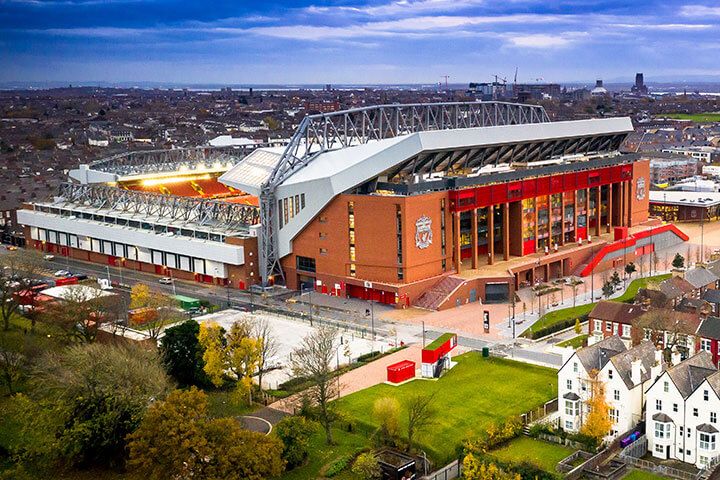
440;75;450;89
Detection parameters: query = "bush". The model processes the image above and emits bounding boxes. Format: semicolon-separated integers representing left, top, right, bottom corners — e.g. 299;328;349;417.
529;314;588;340
357;351;382;363
352;452;382;479
325;455;351;477
275;416;318;469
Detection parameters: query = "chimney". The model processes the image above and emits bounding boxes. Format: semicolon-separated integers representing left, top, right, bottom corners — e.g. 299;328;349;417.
671;347;682;366
631;358;643;386
651;347;664;380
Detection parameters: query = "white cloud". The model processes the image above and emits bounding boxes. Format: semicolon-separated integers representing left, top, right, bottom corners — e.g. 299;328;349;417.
505;32;588;48
306;0;485;17
611;22;712;30
679;5;720;17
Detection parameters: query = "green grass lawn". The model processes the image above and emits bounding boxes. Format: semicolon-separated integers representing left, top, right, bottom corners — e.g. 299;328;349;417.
205;390;261;418
557;334;588;349
663;112;720;123
613;274;671;303
622;468;672;480
335;353;556;463
523;273;672;338
522;303;594;337
489;437;575;473
278;426;369;480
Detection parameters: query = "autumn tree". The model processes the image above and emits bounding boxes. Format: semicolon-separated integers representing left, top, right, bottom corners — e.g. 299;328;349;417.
22;342;171;467
574;318;582;335
580;369;612;442
462;455;520;480
352;452;381;480
198;320;263;405
291;326;339;444
406;393;435;453
129;283;182;340
127;388;285;480
274;415;317;469
0;345;23;395
0;248;44;331
373;396;400;445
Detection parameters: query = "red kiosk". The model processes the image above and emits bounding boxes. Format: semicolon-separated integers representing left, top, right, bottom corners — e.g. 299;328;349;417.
421;333;458;378
386;360;416;384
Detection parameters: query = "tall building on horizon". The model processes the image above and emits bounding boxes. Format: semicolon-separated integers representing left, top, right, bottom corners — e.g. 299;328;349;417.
631;72;648;95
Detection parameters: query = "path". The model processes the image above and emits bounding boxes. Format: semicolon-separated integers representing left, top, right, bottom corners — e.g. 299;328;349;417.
269;344;424;414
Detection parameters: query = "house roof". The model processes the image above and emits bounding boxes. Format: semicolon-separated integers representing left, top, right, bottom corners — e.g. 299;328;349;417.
563;392;581;401
575;336;626;373
676;297;711;313
652;412;674;423
707;260;720;278
702;289;720;305
609;341;665;390
659;276;695;299
697;424;719;434
665;351;716;399
684;267;719;290
705;371;720;398
697;316;720;340
588;301;647;325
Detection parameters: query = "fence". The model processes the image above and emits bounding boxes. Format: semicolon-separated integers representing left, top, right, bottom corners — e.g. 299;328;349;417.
619;456;699;480
421;459;461;480
521;398;558;425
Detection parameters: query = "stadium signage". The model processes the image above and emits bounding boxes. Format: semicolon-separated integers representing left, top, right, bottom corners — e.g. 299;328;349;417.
415;215;433;249
636;177;646;201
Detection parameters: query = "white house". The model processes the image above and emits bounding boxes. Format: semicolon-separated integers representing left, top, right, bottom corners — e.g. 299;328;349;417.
559;336;664;441
646;350;720;469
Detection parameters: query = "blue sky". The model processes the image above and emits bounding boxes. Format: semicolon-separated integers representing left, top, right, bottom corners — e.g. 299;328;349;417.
2;0;720;84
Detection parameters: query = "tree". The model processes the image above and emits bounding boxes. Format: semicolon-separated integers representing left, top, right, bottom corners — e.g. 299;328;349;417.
24;342;171;467
198;320;263;405
580;369;612;442
352;452;381;480
41;286;117;342
129;284;182;340
633;309;696;357
462;455;520;480
0;345;23;395
127;388;285;480
602;281;614;299
0;249;43;331
672;252;685;270
253;318;279;390
610;271;621;287
291;326;339;444
624;262;636;278
274;416;317;469
574;318;582;335
159;320;208;387
406;393;435;453
373;397;400;445
571;280;580;308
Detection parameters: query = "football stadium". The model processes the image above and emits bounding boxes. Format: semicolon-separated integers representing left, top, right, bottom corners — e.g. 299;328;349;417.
18;102;687;309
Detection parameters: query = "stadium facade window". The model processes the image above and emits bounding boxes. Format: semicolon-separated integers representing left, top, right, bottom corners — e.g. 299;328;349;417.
396;205;403;265
296;256;316;273
294;195;300;215
300;193;306;209
278;200;283;228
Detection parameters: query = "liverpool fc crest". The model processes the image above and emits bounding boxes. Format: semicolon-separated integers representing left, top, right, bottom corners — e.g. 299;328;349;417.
415;216;433;249
636;177;646;200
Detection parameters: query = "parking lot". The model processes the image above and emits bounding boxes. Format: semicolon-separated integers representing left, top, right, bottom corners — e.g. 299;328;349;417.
194;309;389;389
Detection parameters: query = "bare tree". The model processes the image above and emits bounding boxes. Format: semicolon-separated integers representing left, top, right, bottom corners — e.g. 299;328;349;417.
0;249;44;331
42;286;114;343
406;393;436;453
0;347;23;395
253;318;279;390
291;326;339;444
633;309;696;357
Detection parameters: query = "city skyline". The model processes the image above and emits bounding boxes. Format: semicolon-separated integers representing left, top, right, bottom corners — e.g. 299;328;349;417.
3;0;720;85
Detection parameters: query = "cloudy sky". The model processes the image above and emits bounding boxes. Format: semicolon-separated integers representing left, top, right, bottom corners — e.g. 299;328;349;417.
2;0;720;84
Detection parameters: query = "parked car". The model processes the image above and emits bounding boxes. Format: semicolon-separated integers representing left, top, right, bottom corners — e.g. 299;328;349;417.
158;277;173;285
43;254;55;261
6;246;17;251
54;270;72;277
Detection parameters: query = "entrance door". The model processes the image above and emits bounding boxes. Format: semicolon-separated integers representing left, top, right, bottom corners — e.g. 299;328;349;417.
469;289;477;303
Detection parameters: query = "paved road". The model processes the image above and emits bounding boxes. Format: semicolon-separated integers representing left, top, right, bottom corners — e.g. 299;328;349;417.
39;254;415;338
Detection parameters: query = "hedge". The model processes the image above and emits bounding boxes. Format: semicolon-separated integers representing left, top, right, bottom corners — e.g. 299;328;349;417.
528;314;589;340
